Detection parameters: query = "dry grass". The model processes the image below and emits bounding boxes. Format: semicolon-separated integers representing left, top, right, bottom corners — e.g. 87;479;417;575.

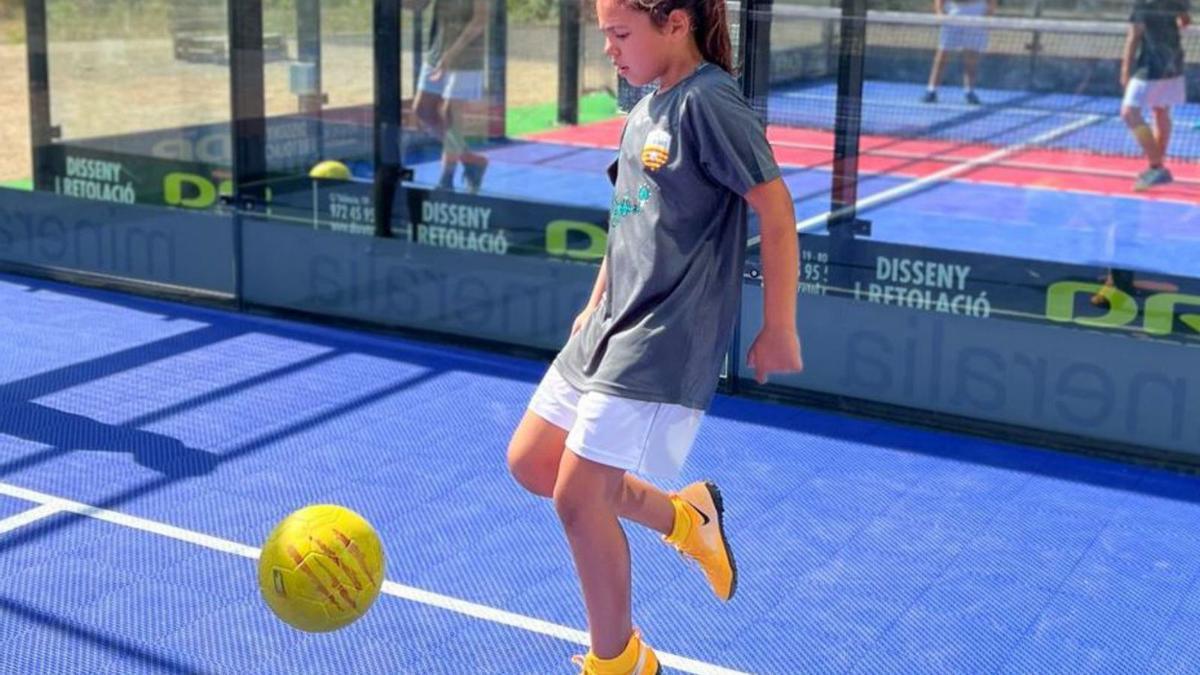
0;35;569;183
0;42;30;181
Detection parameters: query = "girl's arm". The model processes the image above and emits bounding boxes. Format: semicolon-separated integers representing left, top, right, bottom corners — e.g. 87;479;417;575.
744;177;803;383
1122;24;1143;87
747;178;798;332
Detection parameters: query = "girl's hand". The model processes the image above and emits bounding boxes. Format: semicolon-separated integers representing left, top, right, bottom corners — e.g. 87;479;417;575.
746;325;803;384
571;305;599;337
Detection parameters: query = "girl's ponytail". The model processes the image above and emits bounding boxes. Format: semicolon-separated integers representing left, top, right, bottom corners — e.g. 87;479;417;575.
695;0;733;73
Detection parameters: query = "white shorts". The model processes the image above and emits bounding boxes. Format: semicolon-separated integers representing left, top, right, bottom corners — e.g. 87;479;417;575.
528;365;704;479
1122;76;1186;110
939;2;989;52
416;63;485;101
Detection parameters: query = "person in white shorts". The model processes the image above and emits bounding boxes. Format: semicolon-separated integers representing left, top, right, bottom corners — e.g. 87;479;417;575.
922;0;996;105
1120;0;1191;191
409;0;490;193
504;0;804;668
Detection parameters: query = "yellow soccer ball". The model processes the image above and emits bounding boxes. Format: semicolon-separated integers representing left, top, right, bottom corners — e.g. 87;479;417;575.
308;160;351;180
258;504;385;632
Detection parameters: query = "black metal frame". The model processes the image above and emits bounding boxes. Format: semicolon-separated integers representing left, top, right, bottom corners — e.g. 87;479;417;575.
226;0;268;307
829;0;870;237
374;0;403;238
227;0;268;196
738;0;773;121
486;0;507;138
727;0;773;397
25;0;54;192
411;8;424;87
558;0;582;125
296;0;326;160
296;0;323;107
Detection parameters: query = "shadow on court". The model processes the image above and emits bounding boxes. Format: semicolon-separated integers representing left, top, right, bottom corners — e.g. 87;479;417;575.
0;401;220;478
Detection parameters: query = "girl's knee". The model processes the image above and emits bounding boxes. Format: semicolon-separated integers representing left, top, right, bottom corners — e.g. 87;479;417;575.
551;462;622;528
506;440;556;498
552;479;597;530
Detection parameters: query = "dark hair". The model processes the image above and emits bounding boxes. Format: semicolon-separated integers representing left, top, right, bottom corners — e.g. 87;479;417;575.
625;0;733;73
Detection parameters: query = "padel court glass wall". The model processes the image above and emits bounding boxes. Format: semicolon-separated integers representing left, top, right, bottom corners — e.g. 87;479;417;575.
2;0;1199;467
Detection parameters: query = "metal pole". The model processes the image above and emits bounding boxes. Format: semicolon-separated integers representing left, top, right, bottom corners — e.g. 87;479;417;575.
829;0;869;235
738;0;773;120
557;0;581;125
487;0;507;138
25;0;55;192
374;0;402;238
297;0;325;159
729;0;774;396
227;0;267;308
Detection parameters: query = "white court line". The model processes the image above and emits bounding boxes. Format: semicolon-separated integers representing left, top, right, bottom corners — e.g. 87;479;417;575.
769;137;1200;187
749;113;1103;246
778;90;1101;118
0;503;64;536
0;481;748;675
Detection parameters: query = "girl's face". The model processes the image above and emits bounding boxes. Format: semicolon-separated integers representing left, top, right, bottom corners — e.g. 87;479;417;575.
596;0;676;87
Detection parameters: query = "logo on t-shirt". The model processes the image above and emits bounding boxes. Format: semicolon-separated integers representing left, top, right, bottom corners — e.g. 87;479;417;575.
609;183;654;227
641;129;672;171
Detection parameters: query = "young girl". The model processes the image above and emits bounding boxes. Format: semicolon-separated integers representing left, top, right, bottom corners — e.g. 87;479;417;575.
507;0;803;670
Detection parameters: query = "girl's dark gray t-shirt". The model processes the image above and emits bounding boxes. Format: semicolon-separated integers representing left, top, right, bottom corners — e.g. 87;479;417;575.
554;63;781;410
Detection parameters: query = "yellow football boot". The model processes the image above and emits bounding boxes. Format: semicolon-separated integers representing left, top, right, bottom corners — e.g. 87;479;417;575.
572;629;661;674
665;481;737;601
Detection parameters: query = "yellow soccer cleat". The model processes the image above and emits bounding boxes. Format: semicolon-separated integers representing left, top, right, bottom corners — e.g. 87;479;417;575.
572;630;661;674
665;481;737;601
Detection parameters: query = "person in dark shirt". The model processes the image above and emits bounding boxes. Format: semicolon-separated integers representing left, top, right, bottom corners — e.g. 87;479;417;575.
1120;0;1191;191
1092;0;1192;307
408;0;490;192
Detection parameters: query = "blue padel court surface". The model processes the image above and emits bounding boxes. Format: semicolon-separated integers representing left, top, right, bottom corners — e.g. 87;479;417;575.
2;272;1200;674
768;81;1200;160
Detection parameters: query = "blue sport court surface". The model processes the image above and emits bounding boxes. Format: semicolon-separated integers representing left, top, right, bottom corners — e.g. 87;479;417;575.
2;272;1200;673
